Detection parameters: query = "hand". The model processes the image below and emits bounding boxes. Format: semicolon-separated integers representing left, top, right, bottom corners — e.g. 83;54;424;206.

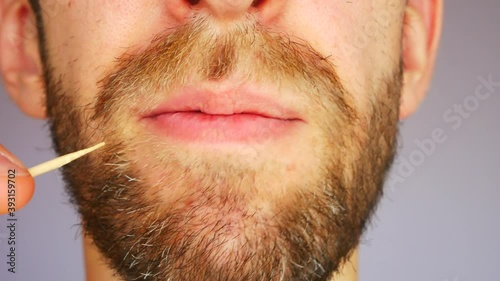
0;145;35;214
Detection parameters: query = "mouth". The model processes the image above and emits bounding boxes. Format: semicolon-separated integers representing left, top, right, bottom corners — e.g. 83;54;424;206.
140;84;305;144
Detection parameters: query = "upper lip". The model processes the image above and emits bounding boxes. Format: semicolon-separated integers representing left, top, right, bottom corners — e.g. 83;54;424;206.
141;85;304;121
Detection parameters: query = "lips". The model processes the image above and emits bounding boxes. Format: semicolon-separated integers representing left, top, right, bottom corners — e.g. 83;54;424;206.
140;85;305;144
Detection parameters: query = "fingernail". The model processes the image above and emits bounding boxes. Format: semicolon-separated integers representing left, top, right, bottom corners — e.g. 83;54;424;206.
0;154;30;176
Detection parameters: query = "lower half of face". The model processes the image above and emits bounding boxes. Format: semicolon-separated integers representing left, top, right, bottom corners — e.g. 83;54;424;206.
45;15;401;281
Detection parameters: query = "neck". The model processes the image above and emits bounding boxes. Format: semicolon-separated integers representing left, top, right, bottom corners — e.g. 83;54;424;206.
83;235;358;281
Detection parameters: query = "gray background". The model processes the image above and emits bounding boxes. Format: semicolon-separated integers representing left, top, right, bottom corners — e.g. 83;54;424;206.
0;1;499;280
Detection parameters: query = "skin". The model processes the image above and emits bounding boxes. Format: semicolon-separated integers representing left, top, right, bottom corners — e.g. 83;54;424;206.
0;0;442;280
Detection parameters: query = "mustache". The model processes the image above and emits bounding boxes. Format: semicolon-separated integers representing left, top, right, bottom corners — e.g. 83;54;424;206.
90;13;355;124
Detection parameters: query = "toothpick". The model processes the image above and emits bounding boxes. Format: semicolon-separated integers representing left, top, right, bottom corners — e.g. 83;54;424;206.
28;142;106;177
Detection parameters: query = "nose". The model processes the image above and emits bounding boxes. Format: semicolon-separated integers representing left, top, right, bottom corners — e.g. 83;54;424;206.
204;0;254;19
167;0;285;23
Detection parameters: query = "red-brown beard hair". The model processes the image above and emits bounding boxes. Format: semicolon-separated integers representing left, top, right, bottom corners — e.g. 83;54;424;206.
43;13;401;281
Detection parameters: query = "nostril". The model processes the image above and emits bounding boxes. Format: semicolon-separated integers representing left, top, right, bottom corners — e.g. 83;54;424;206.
251;0;265;7
188;0;200;5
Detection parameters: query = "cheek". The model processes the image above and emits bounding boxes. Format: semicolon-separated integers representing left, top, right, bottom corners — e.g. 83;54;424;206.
279;1;404;111
42;2;170;104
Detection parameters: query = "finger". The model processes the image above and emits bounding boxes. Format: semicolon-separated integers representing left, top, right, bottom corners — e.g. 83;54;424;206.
0;145;35;214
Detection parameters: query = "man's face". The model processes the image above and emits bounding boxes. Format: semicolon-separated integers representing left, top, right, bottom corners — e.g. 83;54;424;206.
36;1;403;280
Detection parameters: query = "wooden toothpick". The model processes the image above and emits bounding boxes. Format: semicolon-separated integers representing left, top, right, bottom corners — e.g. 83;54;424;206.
28;142;106;177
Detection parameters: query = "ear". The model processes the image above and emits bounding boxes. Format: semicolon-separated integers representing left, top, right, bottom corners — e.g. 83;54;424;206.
0;0;46;119
400;0;443;119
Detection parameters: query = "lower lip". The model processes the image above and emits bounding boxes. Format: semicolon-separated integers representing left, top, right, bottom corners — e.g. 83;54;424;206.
142;112;301;143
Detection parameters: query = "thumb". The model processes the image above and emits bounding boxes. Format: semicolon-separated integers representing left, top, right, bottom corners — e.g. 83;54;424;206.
0;145;35;214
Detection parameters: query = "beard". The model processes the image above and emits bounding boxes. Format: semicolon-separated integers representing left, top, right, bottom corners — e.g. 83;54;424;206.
42;13;401;281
